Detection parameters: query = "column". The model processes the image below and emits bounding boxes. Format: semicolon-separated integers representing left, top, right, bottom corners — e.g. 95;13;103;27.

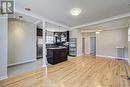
42;21;47;67
0;15;8;80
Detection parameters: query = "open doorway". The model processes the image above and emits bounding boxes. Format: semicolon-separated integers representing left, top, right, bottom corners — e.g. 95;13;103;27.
82;38;85;55
82;32;96;56
90;37;96;56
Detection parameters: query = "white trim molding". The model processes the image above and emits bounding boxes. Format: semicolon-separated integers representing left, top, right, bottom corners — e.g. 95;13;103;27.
127;59;130;65
15;9;130;30
8;59;36;67
0;75;8;80
15;8;70;29
96;55;128;61
96;55;115;59
77;54;83;57
72;13;130;29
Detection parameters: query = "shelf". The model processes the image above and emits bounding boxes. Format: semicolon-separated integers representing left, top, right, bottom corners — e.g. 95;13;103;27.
69;38;77;56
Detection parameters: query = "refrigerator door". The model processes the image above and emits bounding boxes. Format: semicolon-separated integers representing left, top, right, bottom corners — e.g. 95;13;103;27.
37;36;43;58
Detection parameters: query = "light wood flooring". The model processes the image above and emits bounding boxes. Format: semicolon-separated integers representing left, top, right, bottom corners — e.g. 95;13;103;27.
0;55;130;87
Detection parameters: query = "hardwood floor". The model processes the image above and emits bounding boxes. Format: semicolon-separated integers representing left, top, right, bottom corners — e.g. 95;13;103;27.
0;55;130;87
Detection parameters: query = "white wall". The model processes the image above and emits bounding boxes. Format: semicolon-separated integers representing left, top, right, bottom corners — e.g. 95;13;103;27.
96;29;128;59
128;41;130;64
0;15;8;80
127;18;130;65
8;19;36;66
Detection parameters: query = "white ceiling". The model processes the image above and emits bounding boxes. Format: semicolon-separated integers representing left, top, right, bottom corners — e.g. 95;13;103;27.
37;22;69;32
8;13;39;23
15;0;130;27
8;13;69;32
81;17;130;32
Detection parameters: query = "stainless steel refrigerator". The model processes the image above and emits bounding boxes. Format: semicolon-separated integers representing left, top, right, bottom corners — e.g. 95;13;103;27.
37;36;43;59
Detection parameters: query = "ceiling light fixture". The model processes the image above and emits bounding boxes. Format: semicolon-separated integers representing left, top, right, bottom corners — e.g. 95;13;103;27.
70;8;82;16
96;32;100;34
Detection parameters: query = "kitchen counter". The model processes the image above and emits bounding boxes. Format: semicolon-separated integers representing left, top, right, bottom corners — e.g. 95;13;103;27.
47;47;68;65
47;47;67;49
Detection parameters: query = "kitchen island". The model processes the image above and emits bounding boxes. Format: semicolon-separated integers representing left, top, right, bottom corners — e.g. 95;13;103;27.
47;47;68;65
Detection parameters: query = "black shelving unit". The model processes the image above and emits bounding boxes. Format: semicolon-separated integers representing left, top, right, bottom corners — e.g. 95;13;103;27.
69;38;77;57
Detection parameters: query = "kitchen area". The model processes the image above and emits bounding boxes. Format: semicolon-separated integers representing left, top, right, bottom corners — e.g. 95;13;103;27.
37;23;77;65
7;13;77;78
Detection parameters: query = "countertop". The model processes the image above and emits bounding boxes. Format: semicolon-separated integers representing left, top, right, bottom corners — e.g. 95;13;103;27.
47;47;67;50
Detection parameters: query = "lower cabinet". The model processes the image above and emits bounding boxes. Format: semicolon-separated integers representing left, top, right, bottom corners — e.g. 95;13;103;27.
47;48;68;65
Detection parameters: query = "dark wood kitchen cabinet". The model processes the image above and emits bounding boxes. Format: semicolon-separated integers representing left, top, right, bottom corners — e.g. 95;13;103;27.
47;48;68;65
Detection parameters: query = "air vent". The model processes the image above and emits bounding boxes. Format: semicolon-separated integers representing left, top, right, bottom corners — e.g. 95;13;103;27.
25;8;31;11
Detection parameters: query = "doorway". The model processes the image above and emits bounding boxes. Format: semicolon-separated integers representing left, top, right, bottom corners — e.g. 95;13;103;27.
82;38;85;54
90;37;96;56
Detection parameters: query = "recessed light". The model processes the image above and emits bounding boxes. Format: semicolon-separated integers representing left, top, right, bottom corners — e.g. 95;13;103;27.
96;32;100;34
70;8;82;16
25;8;31;11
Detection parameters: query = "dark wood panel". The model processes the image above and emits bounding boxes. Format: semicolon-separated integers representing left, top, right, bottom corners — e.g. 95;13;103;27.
47;48;68;65
37;28;43;36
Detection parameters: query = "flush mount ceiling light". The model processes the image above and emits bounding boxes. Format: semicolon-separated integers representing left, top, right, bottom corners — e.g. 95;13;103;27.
96;32;100;34
70;8;82;16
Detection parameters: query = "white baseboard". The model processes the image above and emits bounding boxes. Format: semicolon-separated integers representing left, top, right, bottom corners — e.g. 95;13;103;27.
42;64;47;67
96;55;128;61
85;52;90;55
77;54;83;57
90;51;96;54
127;59;130;65
0;75;8;80
8;59;37;67
96;55;115;59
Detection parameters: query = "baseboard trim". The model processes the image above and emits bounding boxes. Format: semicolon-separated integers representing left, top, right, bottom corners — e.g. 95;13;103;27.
89;51;96;54
0;75;8;80
77;54;83;57
42;64;47;67
8;59;37;67
127;59;130;65
96;55;128;61
85;52;90;55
